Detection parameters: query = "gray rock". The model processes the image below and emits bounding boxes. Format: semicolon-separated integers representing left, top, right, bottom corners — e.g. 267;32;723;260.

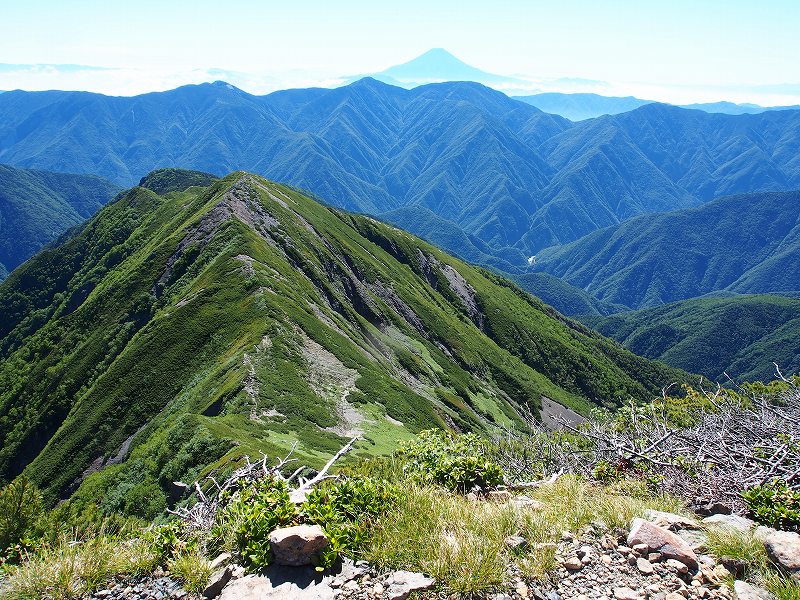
636;557;654;574
209;553;232;571
339;558;368;581
218;570;335;600
762;529;800;579
755;525;777;542
702;514;755;532
385;570;436;600
695;500;732;516
203;566;231;599
675;528;708;552
487;490;512;503
614;587;643;600
720;555;749;578
510;495;545;510
666;558;689;574
733;580;772;599
505;535;528;551
289;488;308;504
628;518;699;570
268;524;329;566
645;510;700;531
169;481;190;499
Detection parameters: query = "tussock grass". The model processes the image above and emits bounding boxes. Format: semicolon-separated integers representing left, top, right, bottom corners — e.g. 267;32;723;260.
366;475;685;594
523;476;684;543
704;526;800;599
1;534;158;600
366;481;516;594
168;551;212;593
705;526;769;577
760;571;800;600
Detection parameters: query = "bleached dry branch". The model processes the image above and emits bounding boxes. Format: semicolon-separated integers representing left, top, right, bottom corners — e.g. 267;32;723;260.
168;437;358;530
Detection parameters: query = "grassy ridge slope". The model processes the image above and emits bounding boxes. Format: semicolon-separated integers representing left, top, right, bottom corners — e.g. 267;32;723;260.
0;172;686;513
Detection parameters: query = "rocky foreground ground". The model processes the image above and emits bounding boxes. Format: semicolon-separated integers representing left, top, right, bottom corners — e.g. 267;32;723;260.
82;496;799;600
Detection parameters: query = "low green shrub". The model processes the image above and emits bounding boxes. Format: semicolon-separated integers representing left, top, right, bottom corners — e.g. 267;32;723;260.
144;520;197;563
742;480;800;531
396;430;504;492
0;477;47;565
220;477;297;569
303;478;397;568
212;474;397;571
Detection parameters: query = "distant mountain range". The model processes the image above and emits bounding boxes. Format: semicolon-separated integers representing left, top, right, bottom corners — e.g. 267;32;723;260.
0;164;119;279
515;93;800;121
2;78;800;273
514;93;652;121
534;190;800;310
584;294;800;382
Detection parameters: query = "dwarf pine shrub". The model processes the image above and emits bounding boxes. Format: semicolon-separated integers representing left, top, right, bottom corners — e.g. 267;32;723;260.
397;430;504;492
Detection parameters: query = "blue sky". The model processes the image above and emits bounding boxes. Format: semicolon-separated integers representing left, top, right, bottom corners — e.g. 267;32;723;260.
1;0;798;103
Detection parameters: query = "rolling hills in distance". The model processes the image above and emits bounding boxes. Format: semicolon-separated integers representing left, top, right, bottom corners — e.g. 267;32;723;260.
515;92;800;121
0;169;686;511
0;164;120;280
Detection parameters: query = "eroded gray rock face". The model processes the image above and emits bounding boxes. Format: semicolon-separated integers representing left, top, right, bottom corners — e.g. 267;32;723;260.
203;566;231;599
268;524;329;567
762;529;800;579
627;518;699;570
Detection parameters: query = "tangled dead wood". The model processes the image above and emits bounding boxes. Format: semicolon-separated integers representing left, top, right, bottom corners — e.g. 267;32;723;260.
495;374;799;513
167;437;357;531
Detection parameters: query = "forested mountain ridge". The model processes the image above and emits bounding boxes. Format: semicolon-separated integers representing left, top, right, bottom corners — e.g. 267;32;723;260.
0;164;120;279
534;190;800;309
0;170;686;512
584;294;800;382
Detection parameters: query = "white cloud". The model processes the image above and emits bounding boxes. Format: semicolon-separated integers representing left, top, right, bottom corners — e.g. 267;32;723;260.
1;63;798;109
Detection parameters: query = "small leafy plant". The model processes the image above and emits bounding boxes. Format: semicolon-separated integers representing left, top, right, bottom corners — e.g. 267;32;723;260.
397;430;504;492
742;480;800;531
303;478;397;569
219;476;298;568
144;520;198;564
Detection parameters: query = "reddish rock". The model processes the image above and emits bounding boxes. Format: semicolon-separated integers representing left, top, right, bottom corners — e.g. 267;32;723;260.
627;518;698;570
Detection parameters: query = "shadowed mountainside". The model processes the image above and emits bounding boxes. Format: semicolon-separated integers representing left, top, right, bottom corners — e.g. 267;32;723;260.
0;164;120;279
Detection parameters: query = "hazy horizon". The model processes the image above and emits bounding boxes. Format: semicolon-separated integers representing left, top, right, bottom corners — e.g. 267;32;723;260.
2;0;799;106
